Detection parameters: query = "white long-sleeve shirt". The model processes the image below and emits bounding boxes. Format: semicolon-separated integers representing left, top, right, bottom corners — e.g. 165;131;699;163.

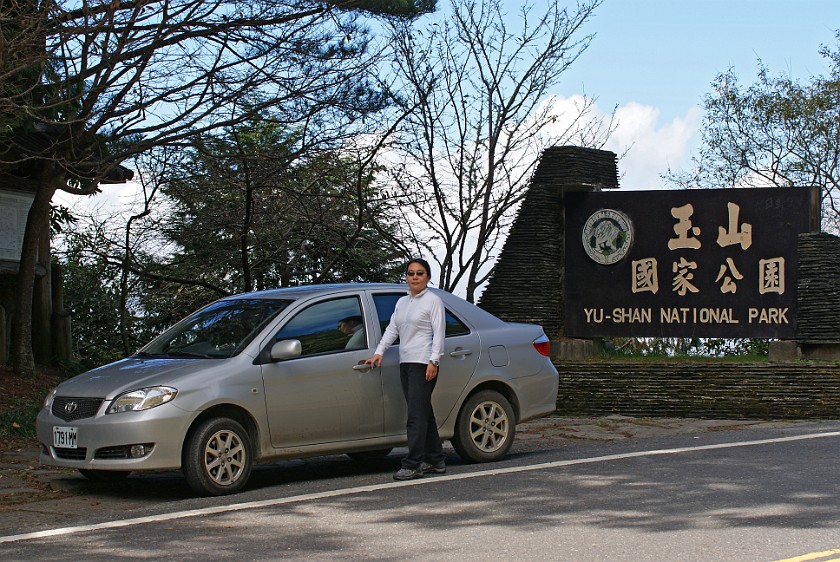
374;288;445;365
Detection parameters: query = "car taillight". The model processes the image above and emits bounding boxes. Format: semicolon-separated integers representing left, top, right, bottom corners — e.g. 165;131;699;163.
532;335;550;357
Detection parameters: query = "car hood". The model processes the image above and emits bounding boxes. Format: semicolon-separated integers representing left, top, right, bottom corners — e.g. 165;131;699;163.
54;357;226;398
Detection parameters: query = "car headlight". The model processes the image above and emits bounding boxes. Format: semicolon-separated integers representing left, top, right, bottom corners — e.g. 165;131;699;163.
108;386;178;414
43;388;56;410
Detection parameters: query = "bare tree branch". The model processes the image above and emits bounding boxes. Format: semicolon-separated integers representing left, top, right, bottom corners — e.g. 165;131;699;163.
382;0;612;301
1;0;435;375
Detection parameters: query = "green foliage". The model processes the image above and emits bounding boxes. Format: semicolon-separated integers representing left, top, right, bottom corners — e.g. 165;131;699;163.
0;1;46;131
700;338;770;358
667;30;840;231
0;399;40;440
328;0;437;17
49;205;76;235
58;234;149;371
604;337;770;358
57;119;408;347
151;120;406;294
135;282;226;343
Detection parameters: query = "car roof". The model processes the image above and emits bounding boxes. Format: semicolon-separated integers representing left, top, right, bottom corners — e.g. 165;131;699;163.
218;283;508;329
227;283;409;301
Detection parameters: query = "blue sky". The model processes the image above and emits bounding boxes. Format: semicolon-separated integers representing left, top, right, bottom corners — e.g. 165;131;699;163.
561;0;836;121
542;0;838;189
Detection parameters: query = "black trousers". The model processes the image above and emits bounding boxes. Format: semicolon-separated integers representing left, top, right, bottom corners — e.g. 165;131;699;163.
399;362;445;469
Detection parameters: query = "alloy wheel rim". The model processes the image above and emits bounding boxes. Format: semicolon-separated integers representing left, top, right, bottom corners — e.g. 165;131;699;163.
468;400;509;452
203;429;246;485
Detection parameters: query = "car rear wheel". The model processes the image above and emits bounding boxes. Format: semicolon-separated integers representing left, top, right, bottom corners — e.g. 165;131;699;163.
452;390;515;463
183;417;252;496
346;448;393;462
78;469;132;482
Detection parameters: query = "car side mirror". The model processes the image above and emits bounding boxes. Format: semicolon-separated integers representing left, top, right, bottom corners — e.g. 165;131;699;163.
270;339;302;361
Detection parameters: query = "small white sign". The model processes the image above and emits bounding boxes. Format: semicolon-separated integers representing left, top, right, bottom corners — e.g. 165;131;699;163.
0;189;35;262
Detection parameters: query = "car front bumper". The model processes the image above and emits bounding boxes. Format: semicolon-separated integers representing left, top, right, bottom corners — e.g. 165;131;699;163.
36;403;195;471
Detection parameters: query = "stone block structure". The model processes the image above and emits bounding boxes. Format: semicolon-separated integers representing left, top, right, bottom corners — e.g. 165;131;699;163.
796;232;840;342
478;146;618;337
768;231;840;361
478;146;840;420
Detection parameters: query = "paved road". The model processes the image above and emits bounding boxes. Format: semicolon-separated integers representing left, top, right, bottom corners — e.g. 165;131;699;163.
3;418;840;561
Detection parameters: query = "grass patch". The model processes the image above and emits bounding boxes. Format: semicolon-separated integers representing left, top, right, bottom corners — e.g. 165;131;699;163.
0;367;62;446
0;397;43;441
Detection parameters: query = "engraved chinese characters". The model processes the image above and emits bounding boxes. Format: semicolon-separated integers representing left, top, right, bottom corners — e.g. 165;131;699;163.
564;187;817;338
630;201;783;298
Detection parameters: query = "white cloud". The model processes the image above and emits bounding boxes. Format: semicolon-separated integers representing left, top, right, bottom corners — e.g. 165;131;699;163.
52;180;145;221
539;95;702;191
605;102;702;191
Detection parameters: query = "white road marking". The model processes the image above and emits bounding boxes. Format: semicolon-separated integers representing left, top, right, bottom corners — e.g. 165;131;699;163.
3;430;839;544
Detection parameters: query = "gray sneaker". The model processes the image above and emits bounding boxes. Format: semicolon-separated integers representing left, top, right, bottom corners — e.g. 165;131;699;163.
420;462;446;475
393;467;423;481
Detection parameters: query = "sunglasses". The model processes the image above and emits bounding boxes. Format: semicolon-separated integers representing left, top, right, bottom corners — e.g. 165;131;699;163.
406;270;426;277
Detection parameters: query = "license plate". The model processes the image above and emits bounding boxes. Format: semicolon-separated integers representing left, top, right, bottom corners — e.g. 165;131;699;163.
53;426;78;449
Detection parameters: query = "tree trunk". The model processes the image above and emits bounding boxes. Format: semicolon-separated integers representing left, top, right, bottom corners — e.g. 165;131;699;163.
0;305;7;366
51;263;73;367
32;214;52;365
11;165;62;377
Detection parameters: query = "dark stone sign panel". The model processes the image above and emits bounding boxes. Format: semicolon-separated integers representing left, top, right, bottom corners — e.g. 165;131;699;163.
564;187;819;338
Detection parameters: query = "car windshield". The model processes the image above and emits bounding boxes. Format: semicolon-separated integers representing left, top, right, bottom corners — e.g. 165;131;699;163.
138;298;292;359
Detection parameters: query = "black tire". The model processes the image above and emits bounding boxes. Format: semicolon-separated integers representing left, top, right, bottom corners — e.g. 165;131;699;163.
78;469;132;482
451;390;516;463
346;448;393;462
183;417;253;496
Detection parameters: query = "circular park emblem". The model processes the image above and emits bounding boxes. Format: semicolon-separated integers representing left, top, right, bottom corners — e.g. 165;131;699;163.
582;209;633;265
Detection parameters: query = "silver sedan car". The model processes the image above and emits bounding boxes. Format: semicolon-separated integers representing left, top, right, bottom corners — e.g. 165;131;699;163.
37;284;559;496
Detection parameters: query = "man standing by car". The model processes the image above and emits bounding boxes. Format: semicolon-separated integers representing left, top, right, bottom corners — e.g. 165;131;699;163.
365;258;447;480
338;315;366;349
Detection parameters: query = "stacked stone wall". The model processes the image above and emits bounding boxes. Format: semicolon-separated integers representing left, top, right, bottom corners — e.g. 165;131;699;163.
556;361;840;419
797;232;840;341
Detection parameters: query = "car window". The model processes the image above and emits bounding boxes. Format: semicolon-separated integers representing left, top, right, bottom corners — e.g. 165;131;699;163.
445;311;470;337
273;296;366;356
139;298;291;359
371;293;471;339
372;293;402;337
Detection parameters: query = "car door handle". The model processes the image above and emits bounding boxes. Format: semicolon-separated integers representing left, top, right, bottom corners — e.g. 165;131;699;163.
449;349;473;358
353;363;373;371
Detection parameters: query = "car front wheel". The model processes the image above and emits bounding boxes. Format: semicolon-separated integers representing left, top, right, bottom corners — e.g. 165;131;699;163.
183;417;252;496
452;390;515;463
